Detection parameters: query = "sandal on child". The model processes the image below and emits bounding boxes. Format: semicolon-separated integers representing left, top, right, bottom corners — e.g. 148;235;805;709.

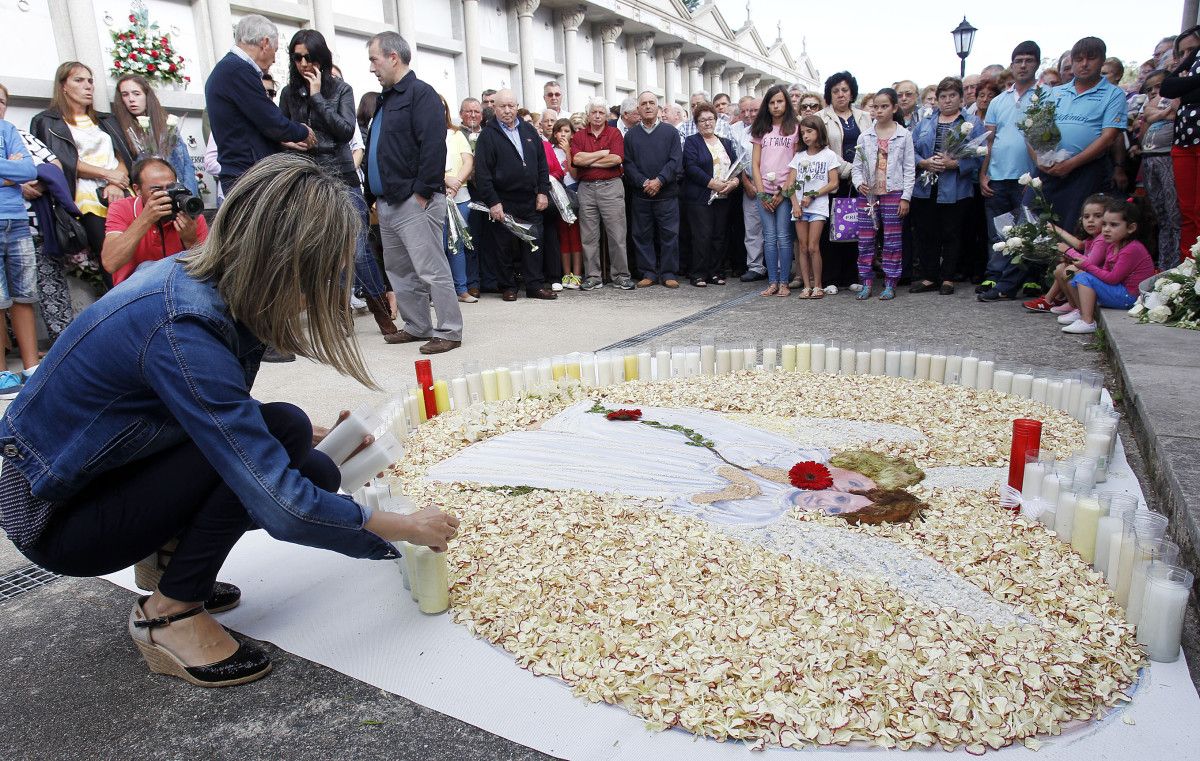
879;286;896;301
856;284;873;300
797;288;812;299
777;285;791;297
760;284;779;297
129;597;272;688
811;287;825;300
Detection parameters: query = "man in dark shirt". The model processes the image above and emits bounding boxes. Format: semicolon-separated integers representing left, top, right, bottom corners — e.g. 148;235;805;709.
571;98;635;291
623;91;683;287
472;89;555;301
365;31;461;354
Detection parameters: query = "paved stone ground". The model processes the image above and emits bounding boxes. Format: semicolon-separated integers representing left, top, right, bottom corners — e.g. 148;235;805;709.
0;281;1192;758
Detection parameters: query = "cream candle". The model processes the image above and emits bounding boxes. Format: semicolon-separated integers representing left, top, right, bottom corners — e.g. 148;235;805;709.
507;368;523;396
412;545;450;614
1030;376;1048;403
495;368;513;399
992;369;1013;395
762;347;777;372
595;356;612;386
1071;494;1102;563
743;345;757;369
637;352;652;380
730;346;745;372
869;347;886;375
685;351;701;376
781;343;797;371
656;350;671;380
929;354;947;384
824;345;840;374
1138;565;1192;662
915;352;931;380
523;363;540;389
809;342;825;373
1106;531;1124;588
796;343;812;373
1129;539;1179;624
976;360;995;390
481;369;499;402
433;380;451;413
944;354;963;385
551;357;567;381
609;354;626;383
1095;514;1123;577
1011;373;1035;398
1116;514;1169;606
1054;489;1077;542
1046;380;1064;409
884;349;901;377
579;356;594;386
402;542;421;601
538;358;555;385
899;350;917;378
700;343;716;375
671;348;686;378
839;346;856;375
450;378;470;410
959;356;978;387
715;348;731;374
855;350;871;375
624;354;639;381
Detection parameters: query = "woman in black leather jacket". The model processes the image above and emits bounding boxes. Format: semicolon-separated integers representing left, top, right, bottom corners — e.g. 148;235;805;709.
279;30;396;339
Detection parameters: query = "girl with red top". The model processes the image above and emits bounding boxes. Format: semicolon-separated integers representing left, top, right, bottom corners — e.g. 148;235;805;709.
1058;198;1156;334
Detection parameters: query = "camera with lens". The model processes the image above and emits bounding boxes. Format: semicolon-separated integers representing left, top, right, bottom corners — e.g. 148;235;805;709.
163;183;204;222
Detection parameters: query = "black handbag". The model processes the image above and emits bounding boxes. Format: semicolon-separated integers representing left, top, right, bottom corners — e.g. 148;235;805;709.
52;203;89;257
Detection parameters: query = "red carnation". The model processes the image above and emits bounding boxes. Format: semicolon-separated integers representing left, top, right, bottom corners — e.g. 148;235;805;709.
137;47;146;53
605;409;642;421
168;64;177;72
184;76;191;82
128;13;136;21
788;461;834;490
150;50;159;59
147;64;156;72
128;53;136;60
161;37;169;45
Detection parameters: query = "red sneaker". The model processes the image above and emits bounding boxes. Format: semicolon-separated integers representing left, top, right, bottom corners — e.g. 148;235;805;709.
1022;297;1054;313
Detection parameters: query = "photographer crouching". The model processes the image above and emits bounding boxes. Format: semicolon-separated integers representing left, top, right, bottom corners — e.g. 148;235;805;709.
102;157;207;285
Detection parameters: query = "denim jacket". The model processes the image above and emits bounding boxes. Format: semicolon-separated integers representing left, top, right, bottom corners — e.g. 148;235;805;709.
0;257;396;561
910;113;985;203
850;123;916;201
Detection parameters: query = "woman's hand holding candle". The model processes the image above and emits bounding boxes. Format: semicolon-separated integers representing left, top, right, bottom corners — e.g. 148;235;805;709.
366;508;460;552
312;410;375;464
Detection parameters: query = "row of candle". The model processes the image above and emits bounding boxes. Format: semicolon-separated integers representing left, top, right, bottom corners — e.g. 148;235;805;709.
354;483;450;615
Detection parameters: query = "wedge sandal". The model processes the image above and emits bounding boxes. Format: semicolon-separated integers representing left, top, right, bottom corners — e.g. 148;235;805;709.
129;597;271;688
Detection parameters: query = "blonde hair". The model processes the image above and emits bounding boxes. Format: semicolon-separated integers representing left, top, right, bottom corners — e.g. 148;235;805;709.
181;154;377;389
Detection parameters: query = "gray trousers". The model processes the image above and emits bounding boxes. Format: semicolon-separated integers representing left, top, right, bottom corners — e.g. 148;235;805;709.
578;178;629;280
377;194;463;341
742;192;765;274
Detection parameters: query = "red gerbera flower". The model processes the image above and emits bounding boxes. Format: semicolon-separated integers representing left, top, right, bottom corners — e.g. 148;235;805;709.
605;408;642;421
788;461;833;490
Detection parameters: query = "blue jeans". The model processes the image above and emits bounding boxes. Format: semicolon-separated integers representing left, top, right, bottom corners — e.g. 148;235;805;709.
981;179;1028;293
757;198;793;284
348;187;388;298
0;220;38;309
442;200;470;295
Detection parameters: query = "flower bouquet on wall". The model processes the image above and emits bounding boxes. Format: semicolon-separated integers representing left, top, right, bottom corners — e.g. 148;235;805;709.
1128;252;1200;329
991;173;1059;267
1018;87;1069;167
108;3;190;88
918;121;989;187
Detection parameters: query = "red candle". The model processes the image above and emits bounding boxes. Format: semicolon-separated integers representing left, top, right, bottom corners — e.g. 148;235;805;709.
415;360;438;419
1007;418;1042;511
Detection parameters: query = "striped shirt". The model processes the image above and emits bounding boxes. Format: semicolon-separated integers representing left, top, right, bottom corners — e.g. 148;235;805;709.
16;128;56;238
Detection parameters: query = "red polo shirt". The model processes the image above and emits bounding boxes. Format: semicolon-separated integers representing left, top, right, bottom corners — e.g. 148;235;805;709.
570;125;624;182
105;196;208;285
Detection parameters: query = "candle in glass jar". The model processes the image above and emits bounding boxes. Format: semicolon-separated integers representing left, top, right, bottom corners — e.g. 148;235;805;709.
976;359;995;390
1021;462;1045;499
1046;379;1064;409
700;343;716;375
579;356;594;385
637;352;652;380
840;346;856;374
944;354;963;385
1063;378;1082;413
884;349;901;377
992;369;1013;395
656;350;670;380
809;342;826;373
433;380;451;413
551;358;567;381
481;369;499;402
730;346;745;372
1071;494;1102;563
915;352;931;380
781;343;797;371
507;368;524;396
869;347;886;375
450;377;470;410
523;363;540;389
465;370;483;404
928;354;947;384
1011;372;1034;398
743;346;757;369
824;345;840;374
595;357;612;386
899;350;917;378
855;350;871;375
1041;475;1061;514
1138;566;1192;662
538;358;555;385
624;354;639;381
609;354;625;383
1054;490;1076;542
796;343;812;372
685;351;701;376
1094;514;1124;576
715;348;731;374
671;348;686;378
496;368;514;399
762;347;777;372
959;355;978;387
1031;376;1048;403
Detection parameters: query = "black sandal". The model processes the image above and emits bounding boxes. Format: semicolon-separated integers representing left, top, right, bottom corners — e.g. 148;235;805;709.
128;597;272;688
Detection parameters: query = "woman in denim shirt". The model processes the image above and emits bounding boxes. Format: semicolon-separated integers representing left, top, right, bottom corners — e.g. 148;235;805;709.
908;77;985;295
0;155;458;688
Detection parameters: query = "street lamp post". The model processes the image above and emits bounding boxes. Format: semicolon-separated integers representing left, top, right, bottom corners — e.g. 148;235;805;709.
952;17;977;79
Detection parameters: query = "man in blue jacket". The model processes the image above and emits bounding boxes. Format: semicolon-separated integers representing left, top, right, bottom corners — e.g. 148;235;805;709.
205;15;314;194
365;31;461;354
623;91;683;287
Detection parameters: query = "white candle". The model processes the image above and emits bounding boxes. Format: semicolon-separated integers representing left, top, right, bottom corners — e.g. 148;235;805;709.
715;348;731;374
465;371;484;404
743;346;756;369
1031;377;1048;403
1078;385;1102;420
1041;474;1061;507
1054;490;1076;542
1094;515;1122;576
795;343;811;372
595;358;612;386
976;360;994;391
1040;505;1057;527
929;354;947;384
944;354;963;385
609;354;625;383
1106;531;1124;588
915;352;932;380
855;350;871;375
1071;495;1102;563
899;350;916;378
730;347;744;372
497;368;514;400
1021;462;1045;499
1011;373;1034;399
671;350;686;378
685;351;701;376
869;348;886;375
1085;431;1112;482
839;348;856;375
1128;557;1154;624
810;343;825;373
781;344;797;371
450;377;470;410
481;369;499;402
824;346;840;374
656;350;670;380
1046;380;1063;409
638;352;652;380
508;368;524;396
524;363;540;389
884;350;900;377
959;356;978;387
700;344;716;375
1063;379;1081;413
538;359;555;385
1138;571;1190;661
579;357;595;386
992;370;1013;395
762;347;777;372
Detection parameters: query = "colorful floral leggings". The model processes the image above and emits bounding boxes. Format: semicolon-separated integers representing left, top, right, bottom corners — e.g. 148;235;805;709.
856;191;904;287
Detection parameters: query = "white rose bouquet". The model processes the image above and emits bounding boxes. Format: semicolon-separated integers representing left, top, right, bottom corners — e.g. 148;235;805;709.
990;174;1059;266
1128;249;1200;329
1018;87;1070;166
918;121;989;188
126;113;185;162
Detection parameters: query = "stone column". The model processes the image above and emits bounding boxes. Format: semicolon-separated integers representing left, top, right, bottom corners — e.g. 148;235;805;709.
683;54;705;98
560;6;587;112
633;34;655;95
463;0;482;98
704;59;726;98
659;44;682;105
515;0;540;107
66;0;110;103
725;67;744;99
756;78;773;99
598;21;623;105
397;0;416;52
741;73;761;103
312;0;336;58
207;0;234;58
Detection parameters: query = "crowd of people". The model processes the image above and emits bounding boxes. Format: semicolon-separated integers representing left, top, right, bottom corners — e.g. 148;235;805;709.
0;17;1197;380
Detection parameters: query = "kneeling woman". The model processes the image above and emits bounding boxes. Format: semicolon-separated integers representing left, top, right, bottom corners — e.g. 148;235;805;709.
0;154;458;687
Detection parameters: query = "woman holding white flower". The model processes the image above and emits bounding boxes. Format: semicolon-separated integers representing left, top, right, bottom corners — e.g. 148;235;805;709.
750;85;799;296
111;74;199;196
908;77;985;296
